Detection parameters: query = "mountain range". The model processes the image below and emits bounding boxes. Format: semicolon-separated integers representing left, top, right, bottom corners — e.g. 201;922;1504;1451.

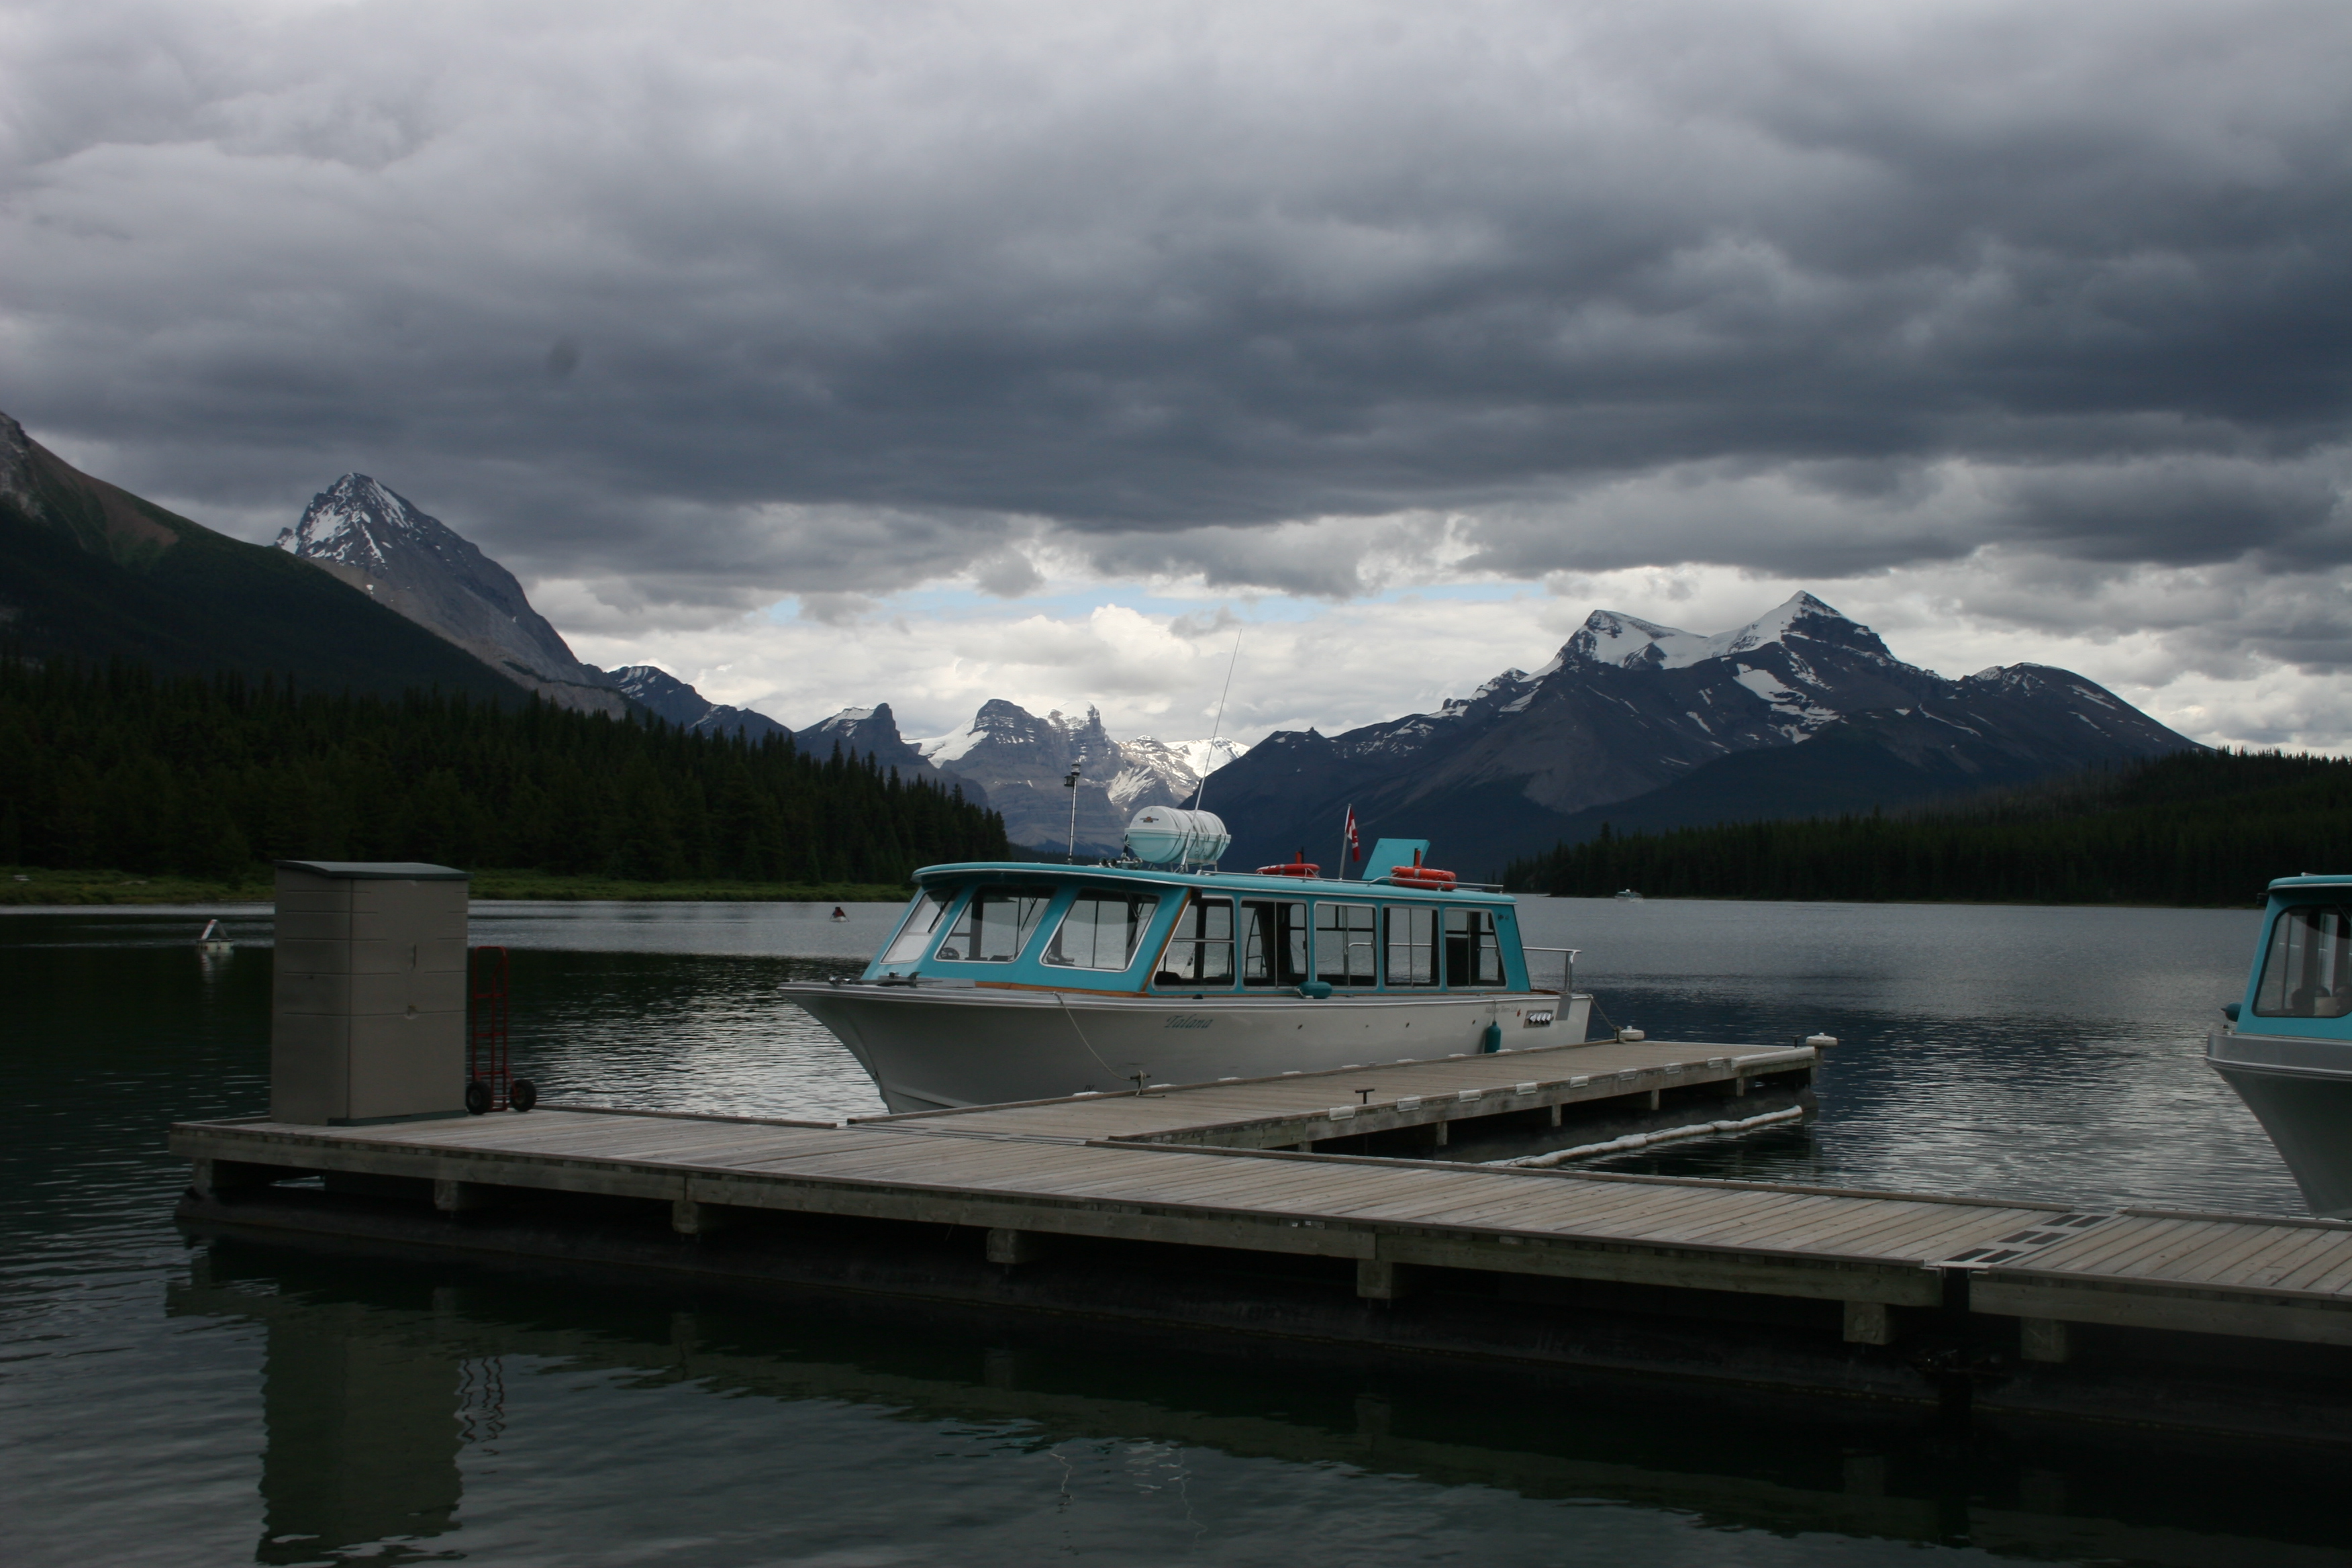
2;402;2196;873
789;699;1244;850
1205;593;2198;876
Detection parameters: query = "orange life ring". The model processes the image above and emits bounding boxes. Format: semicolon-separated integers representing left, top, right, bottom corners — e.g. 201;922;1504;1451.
1256;861;1322;878
1389;865;1457;888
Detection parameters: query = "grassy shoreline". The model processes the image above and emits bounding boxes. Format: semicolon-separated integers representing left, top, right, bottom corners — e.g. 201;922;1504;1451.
0;867;912;906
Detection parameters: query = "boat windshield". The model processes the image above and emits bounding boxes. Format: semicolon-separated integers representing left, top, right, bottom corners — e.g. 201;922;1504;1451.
1043;890;1161;971
2254;903;2352;1018
881;889;950;963
936;885;1052;963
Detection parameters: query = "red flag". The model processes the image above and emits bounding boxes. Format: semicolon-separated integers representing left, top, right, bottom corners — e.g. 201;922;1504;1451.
1344;805;1361;863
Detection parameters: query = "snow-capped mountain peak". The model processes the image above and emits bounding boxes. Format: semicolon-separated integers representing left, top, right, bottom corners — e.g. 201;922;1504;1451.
1559;592;1863;675
274;474;430;569
901;699;1251;850
273;473;622;716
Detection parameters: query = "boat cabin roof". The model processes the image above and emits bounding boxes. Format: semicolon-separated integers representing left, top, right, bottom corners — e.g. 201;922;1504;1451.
2267;874;2352;896
909;859;1513;903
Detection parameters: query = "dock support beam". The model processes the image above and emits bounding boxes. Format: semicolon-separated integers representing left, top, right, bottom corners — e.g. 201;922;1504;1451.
188;1157;285;1197
672;1197;730;1236
987;1228;1049;1265
1843;1300;1897;1346
1357;1259;1410;1301
433;1179;494;1214
2019;1317;2073;1363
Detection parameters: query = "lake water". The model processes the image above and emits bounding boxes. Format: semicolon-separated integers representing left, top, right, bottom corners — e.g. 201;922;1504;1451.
7;895;2342;1567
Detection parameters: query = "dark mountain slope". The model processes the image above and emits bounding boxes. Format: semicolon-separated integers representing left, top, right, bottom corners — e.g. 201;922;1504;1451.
1536;666;2200;844
0;411;518;701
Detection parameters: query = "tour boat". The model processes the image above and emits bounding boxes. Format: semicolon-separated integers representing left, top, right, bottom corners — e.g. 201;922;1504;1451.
2209;873;2352;1216
781;809;1594;1112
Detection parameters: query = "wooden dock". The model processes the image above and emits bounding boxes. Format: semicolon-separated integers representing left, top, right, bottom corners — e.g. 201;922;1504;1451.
170;1038;2352;1441
848;1036;1820;1159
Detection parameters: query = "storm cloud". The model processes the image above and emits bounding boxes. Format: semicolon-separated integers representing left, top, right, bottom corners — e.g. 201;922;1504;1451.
4;0;2350;726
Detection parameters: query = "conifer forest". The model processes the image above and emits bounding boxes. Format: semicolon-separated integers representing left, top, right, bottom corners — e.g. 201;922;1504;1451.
1506;750;2352;908
0;658;1008;884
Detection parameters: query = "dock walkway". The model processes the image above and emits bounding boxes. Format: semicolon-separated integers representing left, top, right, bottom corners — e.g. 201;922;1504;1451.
177;1041;2352;1346
171;1036;2352;1438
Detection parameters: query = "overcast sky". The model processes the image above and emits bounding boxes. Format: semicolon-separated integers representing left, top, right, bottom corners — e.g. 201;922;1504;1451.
6;0;2349;746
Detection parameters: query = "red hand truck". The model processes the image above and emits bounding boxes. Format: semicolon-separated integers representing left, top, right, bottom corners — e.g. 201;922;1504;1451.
466;946;536;1113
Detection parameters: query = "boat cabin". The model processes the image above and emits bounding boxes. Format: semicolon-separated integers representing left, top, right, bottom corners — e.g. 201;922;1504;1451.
2233;874;2352;1035
864;862;1532;995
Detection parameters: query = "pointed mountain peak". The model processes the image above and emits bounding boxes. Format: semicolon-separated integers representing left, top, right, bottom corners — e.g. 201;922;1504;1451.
1712;591;1848;658
1555;592;1881;672
275;473;443;569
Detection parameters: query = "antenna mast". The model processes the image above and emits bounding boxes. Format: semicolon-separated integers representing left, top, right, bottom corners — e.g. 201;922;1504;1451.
1189;627;1243;812
1064;753;1085;863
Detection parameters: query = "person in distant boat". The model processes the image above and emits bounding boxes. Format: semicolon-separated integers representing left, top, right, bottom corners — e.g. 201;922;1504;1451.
830;906;848;921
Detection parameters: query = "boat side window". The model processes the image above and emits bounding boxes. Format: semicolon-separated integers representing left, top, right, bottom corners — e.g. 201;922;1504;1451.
1157;895;1234;987
2253;903;2352;1018
1314;901;1377;986
935;885;1052;963
1383;904;1438;987
1043;890;1162;971
1240;900;1309;987
881;889;950;963
1443;908;1504;987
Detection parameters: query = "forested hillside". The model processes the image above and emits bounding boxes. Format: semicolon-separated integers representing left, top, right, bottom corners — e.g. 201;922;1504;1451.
1;658;1006;884
1506;750;2352;907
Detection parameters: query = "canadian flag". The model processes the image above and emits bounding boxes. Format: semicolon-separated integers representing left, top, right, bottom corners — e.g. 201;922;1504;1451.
1343;805;1361;863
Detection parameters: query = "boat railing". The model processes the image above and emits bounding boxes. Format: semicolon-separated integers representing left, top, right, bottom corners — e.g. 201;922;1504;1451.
1523;945;1582;993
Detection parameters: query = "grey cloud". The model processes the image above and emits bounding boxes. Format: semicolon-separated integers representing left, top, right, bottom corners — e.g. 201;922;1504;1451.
3;0;2349;611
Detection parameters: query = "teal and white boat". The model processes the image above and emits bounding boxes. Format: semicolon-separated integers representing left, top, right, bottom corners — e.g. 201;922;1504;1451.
783;810;1591;1112
2210;873;2352;1216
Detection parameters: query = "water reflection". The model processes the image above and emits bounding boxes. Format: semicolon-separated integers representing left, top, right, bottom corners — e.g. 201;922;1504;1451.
254;1306;465;1563
168;1239;2352;1568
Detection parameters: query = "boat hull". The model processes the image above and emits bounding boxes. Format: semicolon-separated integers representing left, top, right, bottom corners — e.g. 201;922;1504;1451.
2208;1029;2352;1217
783;985;1594;1112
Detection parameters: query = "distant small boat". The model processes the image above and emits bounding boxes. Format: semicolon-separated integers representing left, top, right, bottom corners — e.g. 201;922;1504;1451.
830;906;850;922
1613;889;1643;901
197;919;234;952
